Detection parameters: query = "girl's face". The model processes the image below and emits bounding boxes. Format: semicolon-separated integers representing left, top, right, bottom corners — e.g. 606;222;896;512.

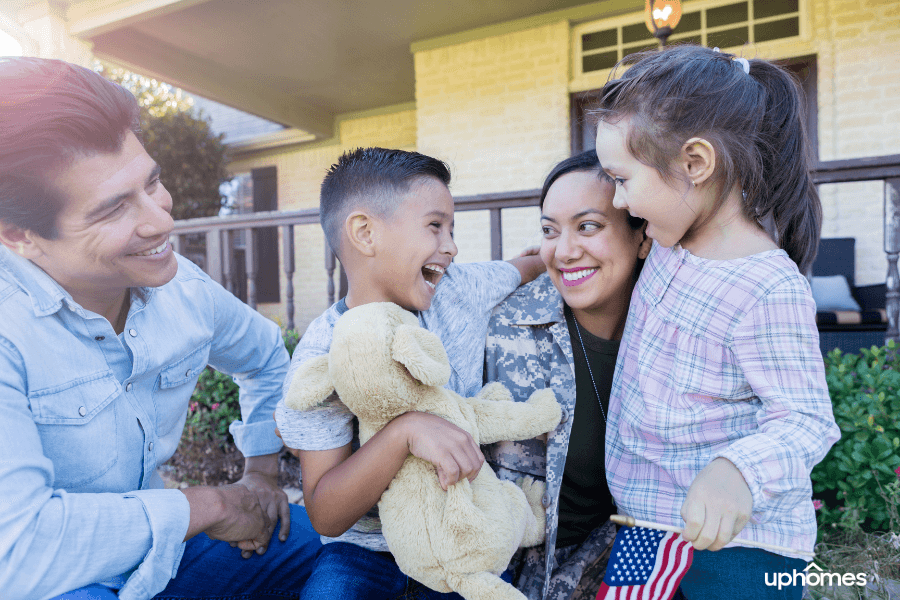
595;119;711;249
539;170;649;319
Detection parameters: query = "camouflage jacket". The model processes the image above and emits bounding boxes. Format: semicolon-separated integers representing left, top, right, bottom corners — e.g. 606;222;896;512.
484;273;616;600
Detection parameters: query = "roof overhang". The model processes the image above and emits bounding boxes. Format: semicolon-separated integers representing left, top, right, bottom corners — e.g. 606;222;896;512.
9;0;638;140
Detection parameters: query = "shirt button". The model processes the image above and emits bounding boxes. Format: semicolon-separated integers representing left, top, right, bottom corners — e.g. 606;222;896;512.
541;492;551;508
78;406;86;417
94;335;105;341
185;370;192;377
129;329;138;337
559;408;569;423
148;442;154;452
125;383;133;392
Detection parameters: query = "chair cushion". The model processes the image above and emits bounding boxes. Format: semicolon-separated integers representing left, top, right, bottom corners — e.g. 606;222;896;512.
811;275;861;312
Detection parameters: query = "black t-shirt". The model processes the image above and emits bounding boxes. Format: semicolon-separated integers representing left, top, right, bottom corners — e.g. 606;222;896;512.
555;306;618;547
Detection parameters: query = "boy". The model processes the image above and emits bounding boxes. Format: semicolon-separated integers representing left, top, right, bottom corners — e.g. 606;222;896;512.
275;147;544;599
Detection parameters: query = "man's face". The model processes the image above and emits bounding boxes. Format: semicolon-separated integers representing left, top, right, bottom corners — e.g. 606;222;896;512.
28;131;177;311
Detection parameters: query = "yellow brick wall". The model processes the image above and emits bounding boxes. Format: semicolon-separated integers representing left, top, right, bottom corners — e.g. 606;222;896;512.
228;109;417;333
567;0;897;286
414;22;572;264
236;0;899;331
810;0;899;285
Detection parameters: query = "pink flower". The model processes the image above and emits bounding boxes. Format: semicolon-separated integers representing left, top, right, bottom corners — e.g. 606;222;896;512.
812;499;823;510
211;403;220;411
189;402;198;412
895;465;900;480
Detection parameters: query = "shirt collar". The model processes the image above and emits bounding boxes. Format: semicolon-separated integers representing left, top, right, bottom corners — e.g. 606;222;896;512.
0;245;152;318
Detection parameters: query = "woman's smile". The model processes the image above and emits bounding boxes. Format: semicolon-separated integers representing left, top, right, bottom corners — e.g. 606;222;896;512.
559;266;599;287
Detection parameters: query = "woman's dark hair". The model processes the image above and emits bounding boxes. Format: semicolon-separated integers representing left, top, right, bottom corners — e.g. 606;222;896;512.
540;149;644;232
0;57;141;239
593;45;821;273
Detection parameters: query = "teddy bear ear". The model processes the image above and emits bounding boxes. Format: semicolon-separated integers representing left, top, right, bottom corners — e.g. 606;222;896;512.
284;355;335;411
391;324;451;387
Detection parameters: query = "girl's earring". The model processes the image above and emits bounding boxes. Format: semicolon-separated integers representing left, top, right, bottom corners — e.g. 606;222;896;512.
691;180;697;188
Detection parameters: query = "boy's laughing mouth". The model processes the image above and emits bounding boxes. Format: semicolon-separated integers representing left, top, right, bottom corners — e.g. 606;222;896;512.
422;263;446;290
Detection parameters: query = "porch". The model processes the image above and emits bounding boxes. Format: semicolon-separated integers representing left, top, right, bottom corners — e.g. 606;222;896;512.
171;154;900;352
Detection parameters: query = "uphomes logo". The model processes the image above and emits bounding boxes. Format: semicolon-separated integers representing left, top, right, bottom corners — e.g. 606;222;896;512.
765;563;868;590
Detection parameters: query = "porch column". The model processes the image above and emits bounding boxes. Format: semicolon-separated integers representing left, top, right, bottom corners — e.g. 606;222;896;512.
885;179;900;344
17;2;93;65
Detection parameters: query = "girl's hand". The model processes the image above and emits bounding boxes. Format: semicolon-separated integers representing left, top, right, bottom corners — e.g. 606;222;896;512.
680;457;753;551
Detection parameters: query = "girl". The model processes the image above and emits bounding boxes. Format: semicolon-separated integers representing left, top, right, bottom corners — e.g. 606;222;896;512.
594;45;841;599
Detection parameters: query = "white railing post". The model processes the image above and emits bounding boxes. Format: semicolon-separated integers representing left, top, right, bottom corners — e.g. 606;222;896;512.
885;178;900;344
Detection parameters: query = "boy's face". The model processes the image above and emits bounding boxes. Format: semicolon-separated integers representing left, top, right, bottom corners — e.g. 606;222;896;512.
372;177;457;312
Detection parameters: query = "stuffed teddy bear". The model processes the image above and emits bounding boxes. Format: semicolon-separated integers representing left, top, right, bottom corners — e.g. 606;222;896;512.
285;302;562;600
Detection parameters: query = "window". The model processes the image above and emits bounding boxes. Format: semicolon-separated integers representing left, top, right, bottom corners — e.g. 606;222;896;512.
574;0;802;76
572;55;819;162
220;168;281;304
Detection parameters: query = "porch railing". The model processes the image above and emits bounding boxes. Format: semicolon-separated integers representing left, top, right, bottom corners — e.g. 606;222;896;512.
171;190;540;332
172;155;900;343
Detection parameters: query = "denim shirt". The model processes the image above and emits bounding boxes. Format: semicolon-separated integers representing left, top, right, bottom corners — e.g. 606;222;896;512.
0;248;289;600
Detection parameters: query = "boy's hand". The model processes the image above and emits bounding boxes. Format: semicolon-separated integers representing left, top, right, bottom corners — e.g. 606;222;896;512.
507;253;546;285
680;458;753;551
517;245;540;257
398;412;483;490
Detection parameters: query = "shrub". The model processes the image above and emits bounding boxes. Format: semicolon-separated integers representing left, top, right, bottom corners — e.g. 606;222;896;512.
812;340;900;533
185;329;301;449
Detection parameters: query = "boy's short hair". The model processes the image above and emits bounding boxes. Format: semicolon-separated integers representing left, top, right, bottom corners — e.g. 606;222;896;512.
0;57;141;239
320;147;451;257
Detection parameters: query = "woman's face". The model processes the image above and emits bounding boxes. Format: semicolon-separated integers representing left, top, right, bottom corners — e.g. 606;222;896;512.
539;170;650;318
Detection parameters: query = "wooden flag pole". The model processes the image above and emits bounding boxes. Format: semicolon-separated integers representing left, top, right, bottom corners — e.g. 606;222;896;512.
610;515;816;559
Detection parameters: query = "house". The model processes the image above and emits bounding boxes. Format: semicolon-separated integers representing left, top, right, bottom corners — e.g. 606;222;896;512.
3;0;898;339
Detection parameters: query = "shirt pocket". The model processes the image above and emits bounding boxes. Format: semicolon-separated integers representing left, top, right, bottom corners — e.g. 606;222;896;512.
30;372;121;489
156;344;210;436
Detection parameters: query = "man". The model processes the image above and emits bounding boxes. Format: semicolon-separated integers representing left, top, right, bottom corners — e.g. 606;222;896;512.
0;57;320;599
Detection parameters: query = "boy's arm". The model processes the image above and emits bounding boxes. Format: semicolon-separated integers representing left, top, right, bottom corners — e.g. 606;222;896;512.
298;411;484;537
506;250;545;285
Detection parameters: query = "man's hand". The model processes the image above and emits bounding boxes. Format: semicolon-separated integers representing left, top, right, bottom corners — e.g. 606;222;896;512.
181;484;272;547
680;457;753;551
398;412;484;490
234;454;291;558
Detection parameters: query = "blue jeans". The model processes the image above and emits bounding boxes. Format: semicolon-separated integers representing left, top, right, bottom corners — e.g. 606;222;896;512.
300;542;514;600
673;546;807;600
52;504;322;600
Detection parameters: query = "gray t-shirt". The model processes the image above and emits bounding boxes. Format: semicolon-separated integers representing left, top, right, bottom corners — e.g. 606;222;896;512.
275;260;521;550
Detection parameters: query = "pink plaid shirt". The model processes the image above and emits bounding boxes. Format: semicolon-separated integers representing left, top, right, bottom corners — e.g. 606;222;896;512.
607;243;840;558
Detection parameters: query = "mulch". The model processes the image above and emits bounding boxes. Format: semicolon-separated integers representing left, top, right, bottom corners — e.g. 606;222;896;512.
162;436;302;489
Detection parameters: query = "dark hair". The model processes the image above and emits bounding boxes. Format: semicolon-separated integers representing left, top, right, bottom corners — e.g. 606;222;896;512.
540;150;645;232
0;57;141;239
594;45;821;273
320;147;452;257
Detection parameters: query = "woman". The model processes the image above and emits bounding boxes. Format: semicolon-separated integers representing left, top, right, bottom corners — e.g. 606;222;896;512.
483;150;651;600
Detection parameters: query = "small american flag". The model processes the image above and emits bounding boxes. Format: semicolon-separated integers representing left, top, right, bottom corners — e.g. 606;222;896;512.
596;526;693;600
